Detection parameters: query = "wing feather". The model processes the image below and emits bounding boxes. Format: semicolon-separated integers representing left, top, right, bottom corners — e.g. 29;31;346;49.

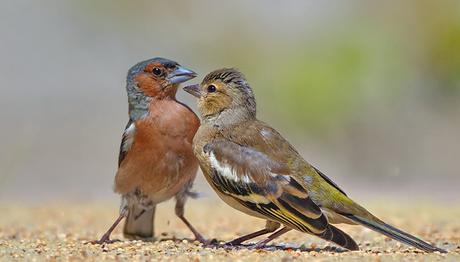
205;140;329;235
118;120;135;167
312;166;347;196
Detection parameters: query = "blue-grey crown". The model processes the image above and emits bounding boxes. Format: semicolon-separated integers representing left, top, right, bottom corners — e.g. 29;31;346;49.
126;57;179;83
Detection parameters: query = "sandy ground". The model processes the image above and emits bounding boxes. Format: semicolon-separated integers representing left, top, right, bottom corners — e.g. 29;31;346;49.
0;199;459;261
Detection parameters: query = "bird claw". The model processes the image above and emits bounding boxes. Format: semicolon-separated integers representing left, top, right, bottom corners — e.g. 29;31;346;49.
194;235;207;244
220;241;261;250
247;243;265;250
195;237;219;247
224;239;243;247
221;242;238;249
88;237;120;245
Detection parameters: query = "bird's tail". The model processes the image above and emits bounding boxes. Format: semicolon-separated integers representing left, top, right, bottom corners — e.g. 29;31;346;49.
315;224;359;251
342;214;446;253
123;204;155;240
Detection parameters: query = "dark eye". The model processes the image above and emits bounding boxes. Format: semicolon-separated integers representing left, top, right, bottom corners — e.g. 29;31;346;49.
152;67;162;76
207;85;217;93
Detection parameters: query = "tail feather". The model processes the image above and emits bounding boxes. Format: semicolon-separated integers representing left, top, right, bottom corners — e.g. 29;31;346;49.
344;214;446;253
123;205;155;240
316;224;359;251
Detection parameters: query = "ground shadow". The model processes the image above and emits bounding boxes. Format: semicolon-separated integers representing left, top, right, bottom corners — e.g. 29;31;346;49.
86;236;349;253
158;237;349;253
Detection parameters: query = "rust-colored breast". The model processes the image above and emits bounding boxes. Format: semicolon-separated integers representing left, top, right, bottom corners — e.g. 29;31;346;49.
115;99;200;202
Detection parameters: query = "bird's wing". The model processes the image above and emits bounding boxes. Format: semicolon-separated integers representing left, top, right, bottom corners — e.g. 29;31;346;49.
225;121;351;207
204;139;329;235
312;166;347;196
118;120;135;167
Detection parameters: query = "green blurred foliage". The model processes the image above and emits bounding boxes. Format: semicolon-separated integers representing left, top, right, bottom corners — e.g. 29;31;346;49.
254;2;460;136
424;13;460;94
256;32;409;135
262;40;370;133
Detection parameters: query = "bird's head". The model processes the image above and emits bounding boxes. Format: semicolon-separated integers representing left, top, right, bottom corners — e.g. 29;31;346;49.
127;57;196;99
184;68;256;125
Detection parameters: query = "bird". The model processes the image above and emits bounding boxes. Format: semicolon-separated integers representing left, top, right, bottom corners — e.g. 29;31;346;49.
183;68;446;253
94;57;204;244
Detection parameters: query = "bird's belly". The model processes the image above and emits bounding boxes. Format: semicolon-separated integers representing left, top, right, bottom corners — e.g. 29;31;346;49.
115;134;197;203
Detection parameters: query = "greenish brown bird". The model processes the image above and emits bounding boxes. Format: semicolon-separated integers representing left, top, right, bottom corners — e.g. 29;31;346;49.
183;68;446;252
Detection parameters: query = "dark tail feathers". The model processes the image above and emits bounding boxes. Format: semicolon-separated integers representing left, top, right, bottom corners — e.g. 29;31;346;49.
123;205;155;240
316;224;359;251
343;214;446;253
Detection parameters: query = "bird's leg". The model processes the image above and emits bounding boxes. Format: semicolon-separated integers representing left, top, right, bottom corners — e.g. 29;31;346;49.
226;220;280;246
91;198;129;245
251;227;292;249
177;215;206;243
175;195;206;243
225;229;273;247
91;214;125;244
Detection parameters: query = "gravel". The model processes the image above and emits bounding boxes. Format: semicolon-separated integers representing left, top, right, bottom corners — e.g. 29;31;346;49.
0;200;458;261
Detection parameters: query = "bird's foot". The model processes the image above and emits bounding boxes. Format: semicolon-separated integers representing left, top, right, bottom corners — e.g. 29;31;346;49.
220;241;260;250
88;235;121;245
194;236;219;248
244;238;274;250
193;234;207;244
222;239;248;250
247;242;265;250
225;239;243;247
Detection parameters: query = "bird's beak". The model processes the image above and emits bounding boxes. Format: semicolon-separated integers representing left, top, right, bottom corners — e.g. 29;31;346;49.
183;84;202;98
167;66;197;85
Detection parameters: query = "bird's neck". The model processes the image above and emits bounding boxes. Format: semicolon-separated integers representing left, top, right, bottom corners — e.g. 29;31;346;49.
127;86;152;120
203;107;255;128
126;84;178;120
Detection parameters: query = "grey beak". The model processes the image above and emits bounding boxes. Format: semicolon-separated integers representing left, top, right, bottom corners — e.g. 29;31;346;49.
183;84;202;98
167;66;197;85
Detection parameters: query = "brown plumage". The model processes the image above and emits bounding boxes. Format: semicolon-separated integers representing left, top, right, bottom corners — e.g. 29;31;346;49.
94;58;204;244
183;68;446;252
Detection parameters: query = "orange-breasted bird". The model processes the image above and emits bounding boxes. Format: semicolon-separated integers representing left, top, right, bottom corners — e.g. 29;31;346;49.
95;57;204;244
183;68;446;252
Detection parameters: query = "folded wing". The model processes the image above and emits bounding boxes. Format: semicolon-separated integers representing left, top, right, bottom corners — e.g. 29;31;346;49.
204;139;358;250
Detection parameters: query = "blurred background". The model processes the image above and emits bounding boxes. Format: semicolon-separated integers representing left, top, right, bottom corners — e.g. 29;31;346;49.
0;0;459;204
